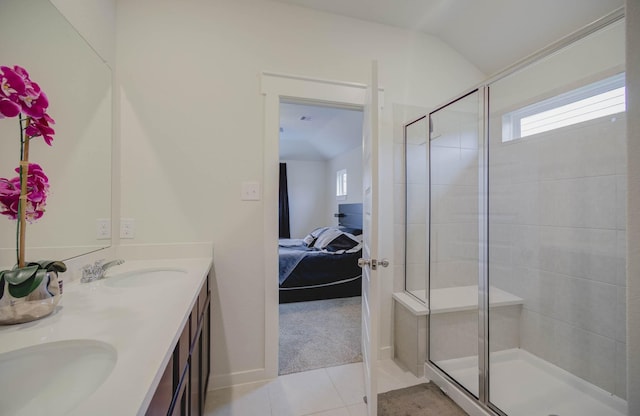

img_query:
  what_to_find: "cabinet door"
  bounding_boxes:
[202,301,211,398]
[145,355,174,416]
[197,283,207,322]
[170,373,188,416]
[190,328,202,416]
[177,317,190,378]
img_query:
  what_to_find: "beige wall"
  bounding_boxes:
[116,0,483,386]
[31,0,640,405]
[280,159,328,239]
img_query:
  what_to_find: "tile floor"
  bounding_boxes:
[205,359,424,416]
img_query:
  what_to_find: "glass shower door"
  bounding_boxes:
[428,89,482,397]
[487,18,627,416]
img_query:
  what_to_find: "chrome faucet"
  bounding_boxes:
[81,259,125,283]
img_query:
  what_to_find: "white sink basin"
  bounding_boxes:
[103,267,187,288]
[0,339,117,416]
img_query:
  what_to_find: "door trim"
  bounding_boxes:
[261,72,369,378]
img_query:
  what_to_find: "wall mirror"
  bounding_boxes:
[0,0,112,265]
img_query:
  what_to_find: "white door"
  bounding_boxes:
[359,60,383,416]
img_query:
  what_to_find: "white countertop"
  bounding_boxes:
[0,257,212,416]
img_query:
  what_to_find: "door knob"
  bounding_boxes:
[358,258,389,270]
[358,258,370,268]
[377,259,390,268]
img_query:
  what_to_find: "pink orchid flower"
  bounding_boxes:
[0,66,25,118]
[0,163,50,222]
[25,114,55,145]
[0,97,20,118]
[0,66,55,142]
[2,66,49,119]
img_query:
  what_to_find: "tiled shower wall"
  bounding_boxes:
[429,108,479,290]
[488,113,628,398]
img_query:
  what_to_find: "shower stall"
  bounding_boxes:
[404,10,627,416]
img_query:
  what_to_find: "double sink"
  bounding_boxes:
[0,260,209,416]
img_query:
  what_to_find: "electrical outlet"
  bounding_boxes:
[96,218,111,240]
[120,218,135,239]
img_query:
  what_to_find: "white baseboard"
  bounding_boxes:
[209,368,273,390]
[210,348,396,391]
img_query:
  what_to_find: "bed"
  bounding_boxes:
[278,203,363,303]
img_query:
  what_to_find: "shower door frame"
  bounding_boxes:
[403,114,429,304]
[424,86,493,416]
[423,7,626,416]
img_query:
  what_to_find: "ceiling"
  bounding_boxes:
[279,102,363,161]
[276,0,623,161]
[269,0,623,75]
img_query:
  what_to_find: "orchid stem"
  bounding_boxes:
[17,115,30,268]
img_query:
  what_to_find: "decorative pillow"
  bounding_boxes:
[302,227,329,247]
[312,228,361,253]
[338,226,362,236]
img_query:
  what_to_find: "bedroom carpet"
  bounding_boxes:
[378,382,469,416]
[279,296,362,375]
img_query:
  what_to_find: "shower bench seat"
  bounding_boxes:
[394,285,523,314]
[393,286,523,377]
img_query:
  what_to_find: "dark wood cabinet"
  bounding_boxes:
[146,355,174,416]
[202,302,211,397]
[170,373,188,416]
[189,331,201,416]
[146,274,211,416]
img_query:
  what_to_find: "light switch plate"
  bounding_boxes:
[241,181,261,201]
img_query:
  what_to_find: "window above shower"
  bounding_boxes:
[502,72,626,142]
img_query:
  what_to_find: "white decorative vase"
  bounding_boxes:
[0,269,63,325]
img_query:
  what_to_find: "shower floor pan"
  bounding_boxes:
[433,348,627,416]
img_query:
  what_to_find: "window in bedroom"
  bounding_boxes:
[502,72,626,142]
[336,169,347,200]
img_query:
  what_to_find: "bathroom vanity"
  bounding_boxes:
[145,262,212,416]
[0,257,212,416]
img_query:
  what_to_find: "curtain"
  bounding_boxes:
[279,163,291,238]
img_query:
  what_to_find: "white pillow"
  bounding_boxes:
[312,228,361,253]
[302,227,329,247]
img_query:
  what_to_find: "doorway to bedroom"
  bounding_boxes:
[277,99,365,375]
